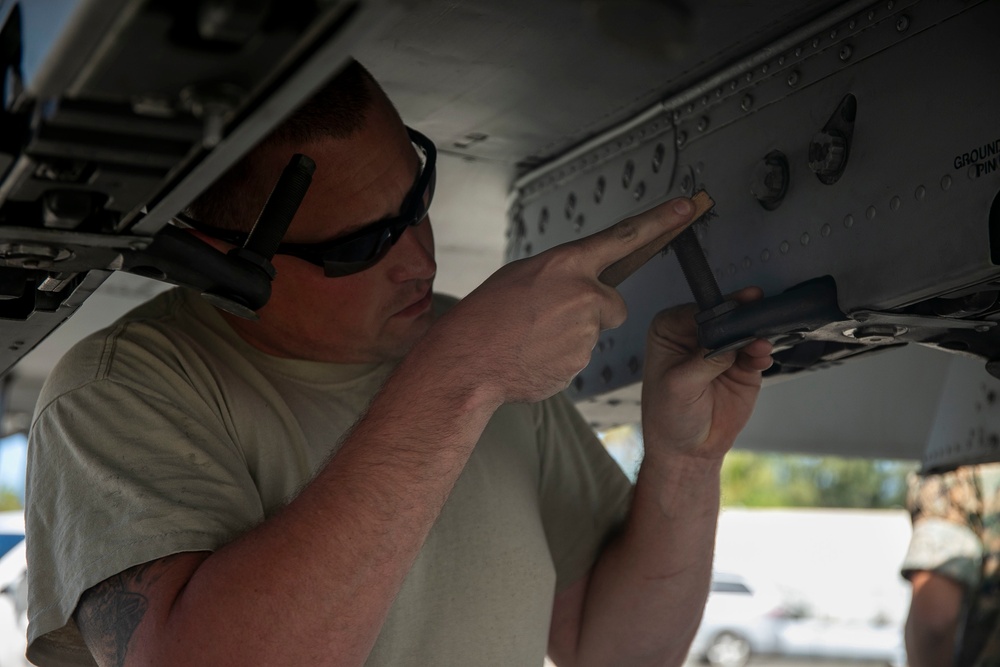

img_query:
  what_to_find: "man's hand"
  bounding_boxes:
[641,287,774,459]
[549,290,772,666]
[427,197,702,405]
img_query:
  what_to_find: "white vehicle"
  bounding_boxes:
[0,527,27,667]
[778,617,906,667]
[687,573,788,667]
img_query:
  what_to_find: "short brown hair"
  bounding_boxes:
[185,59,380,232]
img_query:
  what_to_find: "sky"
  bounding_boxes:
[0,433,26,504]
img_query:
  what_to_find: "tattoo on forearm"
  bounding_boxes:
[75,558,173,667]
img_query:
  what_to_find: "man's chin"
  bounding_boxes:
[385,314,435,360]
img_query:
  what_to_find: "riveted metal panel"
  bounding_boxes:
[509,0,1000,407]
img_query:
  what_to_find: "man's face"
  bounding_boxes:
[228,91,438,364]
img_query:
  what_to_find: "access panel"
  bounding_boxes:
[508,0,1000,418]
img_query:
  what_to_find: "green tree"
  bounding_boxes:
[721,451,916,509]
[0,487,22,511]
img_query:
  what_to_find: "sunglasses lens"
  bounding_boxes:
[335,228,392,263]
[322,228,393,276]
[315,127,436,277]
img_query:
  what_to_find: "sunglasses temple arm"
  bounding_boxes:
[116,154,316,320]
[174,153,315,319]
[234,153,317,273]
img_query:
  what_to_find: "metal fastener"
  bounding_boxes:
[652,144,665,173]
[564,193,576,220]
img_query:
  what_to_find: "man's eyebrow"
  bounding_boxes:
[336,167,423,236]
[306,203,401,243]
[338,213,393,237]
[318,143,426,241]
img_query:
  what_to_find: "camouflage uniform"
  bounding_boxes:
[902,463,1000,666]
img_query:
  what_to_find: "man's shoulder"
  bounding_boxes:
[36,288,214,405]
[909,466,988,521]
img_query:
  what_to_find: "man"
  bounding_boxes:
[24,60,772,666]
[903,464,1000,666]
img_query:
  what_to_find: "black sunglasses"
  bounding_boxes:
[179,126,437,277]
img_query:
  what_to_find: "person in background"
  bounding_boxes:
[902,463,1000,666]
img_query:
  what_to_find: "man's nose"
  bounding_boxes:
[386,219,436,282]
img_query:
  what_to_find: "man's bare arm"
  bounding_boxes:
[76,554,207,667]
[69,196,702,667]
[905,570,963,667]
[549,291,774,667]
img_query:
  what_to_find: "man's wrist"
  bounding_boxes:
[390,331,506,423]
[634,450,724,518]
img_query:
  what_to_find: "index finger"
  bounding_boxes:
[596,191,715,287]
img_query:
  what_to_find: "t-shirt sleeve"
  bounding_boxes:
[533,392,633,592]
[900,468,983,588]
[25,347,265,664]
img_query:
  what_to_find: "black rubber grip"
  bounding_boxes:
[244,154,316,259]
[698,277,845,351]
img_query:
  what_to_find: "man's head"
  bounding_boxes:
[187,60,438,364]
[185,60,375,234]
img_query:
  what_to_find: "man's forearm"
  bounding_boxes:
[570,451,722,666]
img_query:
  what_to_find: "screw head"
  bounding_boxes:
[652,144,665,173]
[750,152,789,210]
[622,161,634,188]
[849,324,907,344]
[808,130,848,182]
[564,193,576,220]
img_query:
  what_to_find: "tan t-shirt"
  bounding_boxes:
[25,288,632,666]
